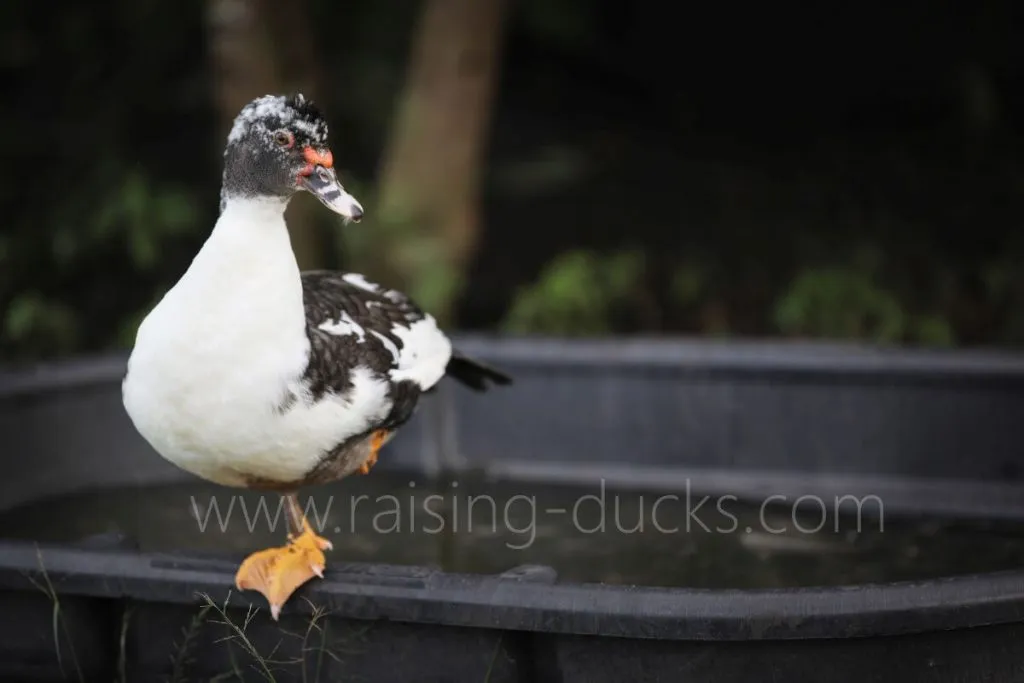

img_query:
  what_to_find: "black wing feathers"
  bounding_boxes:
[445,351,512,391]
[300,271,421,401]
[300,271,511,400]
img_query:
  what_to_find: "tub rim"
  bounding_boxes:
[0,539,1022,641]
[4,341,1024,642]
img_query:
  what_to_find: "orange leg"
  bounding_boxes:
[234,493,332,620]
[358,429,389,475]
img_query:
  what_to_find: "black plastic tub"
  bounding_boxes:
[1,337,1024,682]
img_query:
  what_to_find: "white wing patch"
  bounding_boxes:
[318,364,392,444]
[318,311,366,341]
[341,273,379,293]
[327,271,452,389]
[384,315,452,389]
[370,330,400,363]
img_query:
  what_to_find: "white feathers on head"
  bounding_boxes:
[226,94,329,148]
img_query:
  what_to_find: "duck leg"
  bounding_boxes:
[234,492,332,620]
[358,429,389,475]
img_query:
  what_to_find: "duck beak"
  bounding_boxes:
[299,166,363,222]
[297,148,363,221]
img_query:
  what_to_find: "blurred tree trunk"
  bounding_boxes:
[206,0,328,270]
[367,0,508,324]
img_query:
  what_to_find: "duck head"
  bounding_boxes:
[220,93,363,222]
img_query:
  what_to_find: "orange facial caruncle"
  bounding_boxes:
[298,147,334,182]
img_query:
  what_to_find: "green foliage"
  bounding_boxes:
[669,261,708,307]
[5,0,1024,357]
[502,249,645,335]
[978,254,1024,345]
[2,0,211,361]
[1,162,202,359]
[774,267,954,346]
[914,314,956,347]
[3,293,80,356]
[81,169,199,274]
[667,259,732,336]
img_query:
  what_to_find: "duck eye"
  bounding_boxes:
[273,130,294,148]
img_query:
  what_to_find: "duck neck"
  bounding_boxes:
[175,194,304,316]
[207,195,294,266]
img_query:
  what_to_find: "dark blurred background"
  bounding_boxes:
[4,0,1024,361]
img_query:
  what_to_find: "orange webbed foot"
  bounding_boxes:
[234,519,332,620]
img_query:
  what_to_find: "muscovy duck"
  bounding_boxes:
[122,93,510,619]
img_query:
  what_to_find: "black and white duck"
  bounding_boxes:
[121,93,510,619]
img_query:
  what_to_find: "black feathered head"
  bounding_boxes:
[219,93,362,221]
